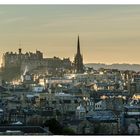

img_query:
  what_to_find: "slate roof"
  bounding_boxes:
[124,105,140,109]
[0,125,50,135]
[94,90,128,96]
[86,110,117,122]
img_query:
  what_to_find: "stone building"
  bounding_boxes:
[2,48,43,69]
[1,48,73,80]
[74,36,84,74]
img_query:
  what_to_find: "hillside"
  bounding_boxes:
[85,63,140,72]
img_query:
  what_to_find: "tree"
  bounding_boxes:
[62,127,75,135]
[43,118,63,135]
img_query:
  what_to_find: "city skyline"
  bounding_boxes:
[1,5,140,64]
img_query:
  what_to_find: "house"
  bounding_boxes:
[94,100,104,110]
[64,119,94,134]
[86,110,118,134]
[94,97,124,111]
[93,83,108,91]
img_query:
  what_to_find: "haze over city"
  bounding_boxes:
[0,5,140,64]
[1,4,140,135]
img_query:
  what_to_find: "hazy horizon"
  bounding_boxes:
[1,5,140,65]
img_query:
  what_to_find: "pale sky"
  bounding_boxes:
[0,5,140,64]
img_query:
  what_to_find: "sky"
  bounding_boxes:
[0,5,140,65]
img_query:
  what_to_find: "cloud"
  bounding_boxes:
[1,17,26,24]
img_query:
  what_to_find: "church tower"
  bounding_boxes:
[74,36,84,73]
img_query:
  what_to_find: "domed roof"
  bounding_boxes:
[76,104,86,113]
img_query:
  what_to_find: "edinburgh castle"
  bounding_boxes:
[1,48,73,81]
[0,36,84,81]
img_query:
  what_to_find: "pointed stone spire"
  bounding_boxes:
[74,35,84,73]
[77,35,80,54]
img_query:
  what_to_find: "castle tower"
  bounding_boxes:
[74,36,84,73]
[19,48,22,54]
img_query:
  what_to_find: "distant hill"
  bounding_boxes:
[85,63,140,72]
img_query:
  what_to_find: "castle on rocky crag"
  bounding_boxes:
[1,36,84,81]
[2,48,43,68]
[1,48,73,75]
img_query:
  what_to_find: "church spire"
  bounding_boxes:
[74,35,84,73]
[77,35,80,54]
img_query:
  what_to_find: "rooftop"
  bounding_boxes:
[0,125,50,135]
[86,110,117,122]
